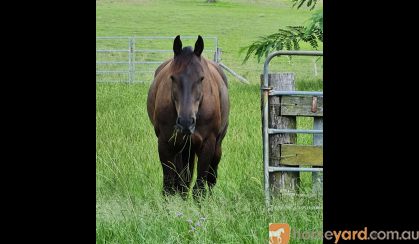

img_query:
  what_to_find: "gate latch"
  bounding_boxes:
[311,96,318,113]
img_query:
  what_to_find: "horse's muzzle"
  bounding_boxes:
[176,116,196,134]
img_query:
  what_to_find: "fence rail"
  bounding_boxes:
[96,36,250,84]
[96,36,218,83]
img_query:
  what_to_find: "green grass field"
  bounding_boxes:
[97,0,323,243]
[96,0,323,84]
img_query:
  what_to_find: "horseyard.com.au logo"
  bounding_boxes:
[269,223,290,244]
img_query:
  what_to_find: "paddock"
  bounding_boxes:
[96,4,324,239]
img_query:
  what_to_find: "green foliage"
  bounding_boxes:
[243,0,323,63]
[242,24,322,63]
[292,0,319,10]
[306,9,323,35]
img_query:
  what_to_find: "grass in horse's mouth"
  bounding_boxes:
[179,134,190,153]
[169,128,192,156]
[168,127,180,145]
[167,129,194,182]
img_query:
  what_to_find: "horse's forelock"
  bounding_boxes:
[171,47,202,74]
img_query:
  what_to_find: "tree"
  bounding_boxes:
[242,0,323,63]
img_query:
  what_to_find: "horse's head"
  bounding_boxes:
[170,35,205,135]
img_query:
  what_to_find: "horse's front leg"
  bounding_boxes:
[158,139,177,196]
[193,135,216,198]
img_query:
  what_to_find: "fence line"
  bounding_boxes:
[96,36,249,84]
[96,36,218,83]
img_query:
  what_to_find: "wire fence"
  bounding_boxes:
[220,54,323,85]
[96,36,218,83]
[96,36,322,85]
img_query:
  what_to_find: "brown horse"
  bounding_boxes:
[147,35,229,197]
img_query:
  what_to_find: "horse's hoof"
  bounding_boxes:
[192,187,206,201]
[162,188,176,197]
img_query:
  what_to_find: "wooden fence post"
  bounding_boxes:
[265,73,300,195]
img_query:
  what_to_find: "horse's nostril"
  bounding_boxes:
[176,116,195,132]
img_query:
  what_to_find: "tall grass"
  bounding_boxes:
[96,80,322,243]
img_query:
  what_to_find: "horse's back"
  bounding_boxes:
[147,59,173,127]
[208,60,228,88]
[154,59,172,78]
[205,59,229,138]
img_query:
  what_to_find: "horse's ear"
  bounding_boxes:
[194,35,204,57]
[173,35,182,56]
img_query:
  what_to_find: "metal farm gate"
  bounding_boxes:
[96,36,248,84]
[261,51,323,205]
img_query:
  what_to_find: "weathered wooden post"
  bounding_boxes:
[262,73,300,195]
